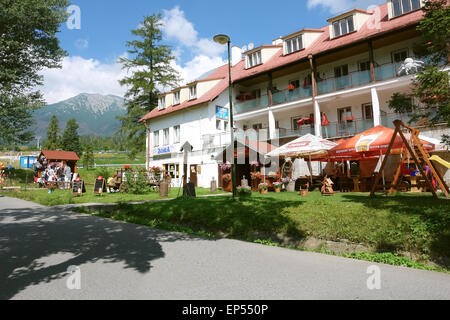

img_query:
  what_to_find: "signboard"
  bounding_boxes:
[72,180,86,195]
[155,146,172,155]
[20,156,37,169]
[94,179,107,194]
[216,106,229,120]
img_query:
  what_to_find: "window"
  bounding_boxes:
[153,131,160,147]
[216,120,222,130]
[247,50,262,68]
[158,96,165,110]
[252,123,263,130]
[392,0,421,18]
[334,64,349,78]
[216,120,228,131]
[223,121,229,131]
[173,91,180,105]
[164,164,180,179]
[163,128,169,146]
[362,103,373,120]
[285,35,303,54]
[338,107,353,123]
[189,85,197,100]
[358,60,371,72]
[392,48,408,63]
[332,15,354,37]
[173,125,180,143]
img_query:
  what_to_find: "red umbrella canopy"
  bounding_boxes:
[328,125,434,160]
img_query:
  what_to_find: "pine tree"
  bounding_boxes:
[82,142,95,170]
[43,115,61,150]
[61,119,82,156]
[118,14,180,156]
[0,0,69,145]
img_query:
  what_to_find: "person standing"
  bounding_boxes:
[64,163,72,190]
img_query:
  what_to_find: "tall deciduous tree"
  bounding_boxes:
[43,115,61,150]
[61,118,82,156]
[118,14,180,155]
[0,0,69,146]
[389,0,450,127]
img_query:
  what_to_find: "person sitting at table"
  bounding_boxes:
[107,175,120,193]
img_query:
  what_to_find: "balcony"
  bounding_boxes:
[234,95,269,114]
[317,70,371,95]
[272,86,313,105]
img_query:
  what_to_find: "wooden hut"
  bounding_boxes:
[37,150,80,177]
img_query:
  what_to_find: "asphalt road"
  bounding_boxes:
[0,196,449,300]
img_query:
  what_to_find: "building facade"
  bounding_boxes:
[141,1,449,188]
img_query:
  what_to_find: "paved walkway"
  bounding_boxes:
[1,196,449,300]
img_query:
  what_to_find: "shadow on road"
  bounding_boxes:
[0,205,207,299]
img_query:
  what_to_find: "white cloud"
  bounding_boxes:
[161,6,226,86]
[307,0,385,14]
[161,6,226,59]
[162,6,198,47]
[173,55,225,84]
[40,56,127,104]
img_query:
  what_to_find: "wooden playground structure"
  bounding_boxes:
[371,120,450,199]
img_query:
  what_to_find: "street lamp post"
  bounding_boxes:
[213,34,237,199]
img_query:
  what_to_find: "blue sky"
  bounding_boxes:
[41,0,385,103]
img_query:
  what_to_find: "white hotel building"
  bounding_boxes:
[140,1,449,188]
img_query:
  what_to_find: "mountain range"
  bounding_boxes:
[33,93,127,139]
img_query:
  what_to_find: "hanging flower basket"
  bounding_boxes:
[287,84,295,91]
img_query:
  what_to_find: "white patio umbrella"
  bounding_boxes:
[266,134,338,183]
[266,134,338,158]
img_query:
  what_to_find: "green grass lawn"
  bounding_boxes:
[76,191,450,271]
[2,186,226,206]
[80,152,146,166]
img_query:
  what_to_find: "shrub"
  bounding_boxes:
[122,170,152,194]
[237,186,252,197]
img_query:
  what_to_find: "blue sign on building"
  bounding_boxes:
[20,156,38,169]
[216,106,229,120]
[156,146,172,155]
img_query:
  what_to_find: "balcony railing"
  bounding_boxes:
[272,86,313,106]
[234,56,446,116]
[234,95,269,114]
[317,70,372,95]
[275,113,417,140]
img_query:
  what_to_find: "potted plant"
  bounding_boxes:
[221,162,232,173]
[273,182,282,193]
[237,186,252,198]
[287,84,295,91]
[222,173,232,192]
[282,177,295,192]
[258,182,268,194]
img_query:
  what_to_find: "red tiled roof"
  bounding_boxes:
[232,3,424,82]
[141,3,424,122]
[139,63,230,122]
[40,150,80,161]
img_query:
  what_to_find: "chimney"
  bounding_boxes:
[231,46,242,67]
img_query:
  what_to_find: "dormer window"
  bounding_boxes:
[392,0,421,18]
[173,91,180,105]
[189,85,197,100]
[285,35,303,54]
[158,96,166,110]
[246,50,262,68]
[332,16,354,38]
